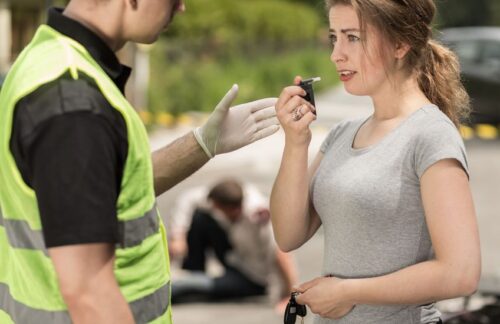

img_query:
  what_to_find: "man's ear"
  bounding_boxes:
[395,42,411,59]
[127,0,138,10]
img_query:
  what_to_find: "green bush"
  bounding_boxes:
[166,0,324,53]
[149,44,339,116]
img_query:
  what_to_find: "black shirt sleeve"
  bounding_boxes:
[10,75,128,248]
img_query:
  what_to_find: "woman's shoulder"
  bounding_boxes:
[409,105,469,178]
[410,105,462,140]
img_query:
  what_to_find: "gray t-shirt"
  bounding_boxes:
[311,105,468,324]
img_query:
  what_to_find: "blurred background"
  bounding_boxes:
[0,0,499,323]
[1,0,499,123]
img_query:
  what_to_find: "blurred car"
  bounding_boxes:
[439,27,500,125]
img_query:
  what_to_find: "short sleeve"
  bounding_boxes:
[414,120,469,179]
[31,112,124,247]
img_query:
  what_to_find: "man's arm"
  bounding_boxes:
[153,131,209,196]
[152,86,278,196]
[49,244,134,324]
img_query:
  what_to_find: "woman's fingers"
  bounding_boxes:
[294,277,322,294]
[283,96,305,116]
[276,86,306,112]
[296,111,317,126]
[290,103,316,122]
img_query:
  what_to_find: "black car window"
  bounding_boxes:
[481,41,500,69]
[449,40,481,63]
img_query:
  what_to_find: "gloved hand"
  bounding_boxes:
[193,84,279,159]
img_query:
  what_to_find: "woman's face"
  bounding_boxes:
[328,5,393,97]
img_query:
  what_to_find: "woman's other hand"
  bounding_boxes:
[295,276,355,320]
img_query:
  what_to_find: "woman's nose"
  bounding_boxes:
[330,41,347,64]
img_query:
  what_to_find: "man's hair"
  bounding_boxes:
[207,179,243,208]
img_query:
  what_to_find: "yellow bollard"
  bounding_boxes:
[459,125,474,140]
[177,114,193,126]
[475,124,498,140]
[138,110,152,125]
[156,112,175,127]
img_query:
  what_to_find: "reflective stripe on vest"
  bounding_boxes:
[0,205,158,251]
[118,206,159,248]
[0,214,47,254]
[0,281,170,324]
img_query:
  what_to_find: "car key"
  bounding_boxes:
[284,292,307,324]
[284,295,297,324]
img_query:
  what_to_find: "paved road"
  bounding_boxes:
[150,86,500,324]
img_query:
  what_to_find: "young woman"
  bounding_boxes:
[270,0,481,323]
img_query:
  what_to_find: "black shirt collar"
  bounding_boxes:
[47,8,131,93]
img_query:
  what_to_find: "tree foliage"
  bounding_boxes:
[165,0,325,53]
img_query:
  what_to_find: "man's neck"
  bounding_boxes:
[63,1,126,52]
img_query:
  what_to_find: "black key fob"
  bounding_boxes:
[284,293,298,324]
[284,292,307,324]
[297,303,307,317]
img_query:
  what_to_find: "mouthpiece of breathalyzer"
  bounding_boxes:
[299,77,321,114]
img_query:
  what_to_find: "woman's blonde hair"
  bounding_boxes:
[326,0,470,126]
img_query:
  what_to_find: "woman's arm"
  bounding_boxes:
[296,159,481,318]
[347,158,480,303]
[270,84,322,252]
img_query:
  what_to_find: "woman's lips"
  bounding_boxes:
[339,70,356,82]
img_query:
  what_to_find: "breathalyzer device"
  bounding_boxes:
[299,77,321,114]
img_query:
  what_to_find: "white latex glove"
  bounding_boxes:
[193,84,279,158]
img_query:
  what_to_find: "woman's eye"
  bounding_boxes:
[348,34,360,42]
[329,34,337,46]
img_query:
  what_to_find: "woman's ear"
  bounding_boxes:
[395,42,411,59]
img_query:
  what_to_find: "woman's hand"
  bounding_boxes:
[275,76,317,146]
[295,276,355,320]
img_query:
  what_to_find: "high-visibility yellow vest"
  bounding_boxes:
[0,25,172,324]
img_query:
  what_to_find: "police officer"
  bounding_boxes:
[0,0,279,323]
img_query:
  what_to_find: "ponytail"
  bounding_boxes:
[417,40,470,127]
